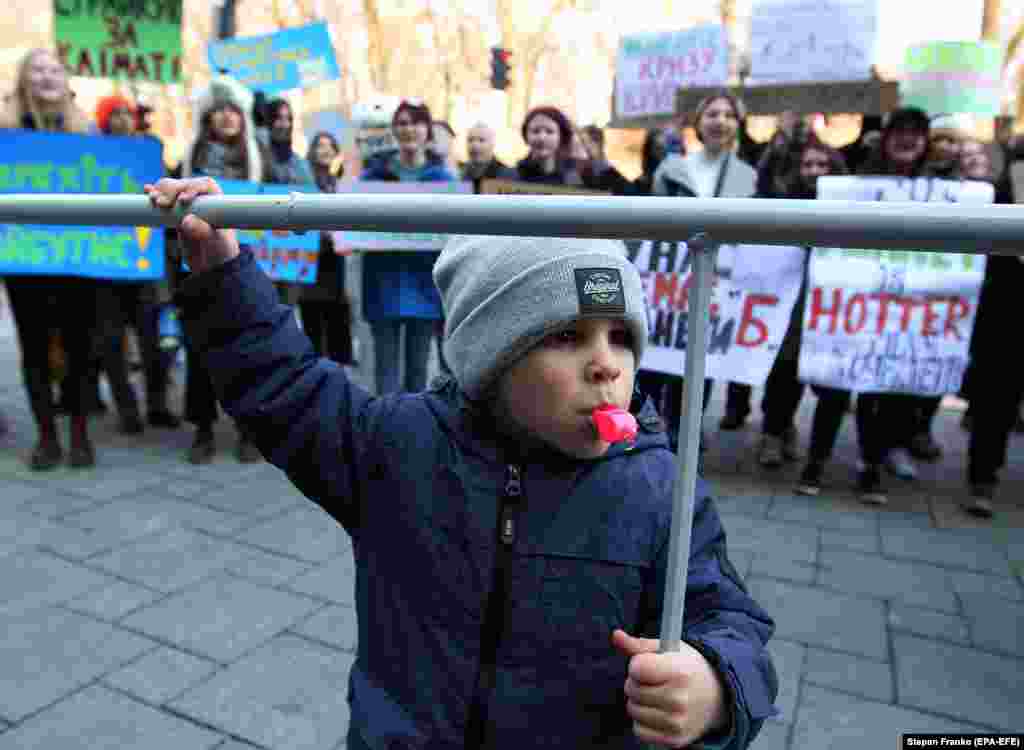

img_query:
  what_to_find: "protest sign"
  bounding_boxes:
[0,130,164,280]
[901,41,1004,116]
[53,0,182,84]
[749,0,877,84]
[799,176,993,396]
[625,240,806,384]
[479,179,609,196]
[332,181,474,251]
[614,25,728,120]
[207,21,340,94]
[219,180,321,283]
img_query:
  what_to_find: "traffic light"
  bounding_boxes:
[214,0,237,39]
[490,47,512,90]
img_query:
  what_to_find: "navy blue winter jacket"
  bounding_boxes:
[176,250,779,750]
[358,149,457,322]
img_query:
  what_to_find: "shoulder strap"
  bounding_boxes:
[712,153,732,198]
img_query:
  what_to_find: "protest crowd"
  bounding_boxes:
[1,45,1023,522]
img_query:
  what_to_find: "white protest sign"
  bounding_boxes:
[799,176,992,396]
[626,240,806,384]
[749,0,878,84]
[615,25,729,120]
[332,181,473,252]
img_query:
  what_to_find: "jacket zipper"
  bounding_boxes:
[464,464,522,749]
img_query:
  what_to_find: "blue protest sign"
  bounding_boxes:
[0,130,165,280]
[219,180,321,284]
[207,21,341,95]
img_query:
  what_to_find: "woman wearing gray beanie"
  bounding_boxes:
[151,175,779,750]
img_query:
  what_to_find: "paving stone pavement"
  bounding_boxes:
[0,292,1022,748]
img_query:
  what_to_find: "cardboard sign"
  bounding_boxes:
[901,41,1004,116]
[479,179,609,196]
[218,180,321,283]
[749,0,878,84]
[799,176,993,395]
[207,21,341,94]
[614,25,729,119]
[626,240,806,384]
[0,130,165,280]
[332,181,473,251]
[53,0,182,84]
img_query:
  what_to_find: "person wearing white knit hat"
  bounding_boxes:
[927,113,974,178]
[179,73,268,465]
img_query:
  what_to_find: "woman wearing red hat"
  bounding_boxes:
[90,94,180,438]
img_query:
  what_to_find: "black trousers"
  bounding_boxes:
[5,276,98,424]
[299,299,354,364]
[799,388,889,467]
[91,281,170,416]
[872,393,931,450]
[183,331,220,427]
[968,352,1024,485]
[761,284,808,437]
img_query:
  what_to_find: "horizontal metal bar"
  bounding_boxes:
[0,193,1022,253]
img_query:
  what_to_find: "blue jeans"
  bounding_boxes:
[370,318,435,395]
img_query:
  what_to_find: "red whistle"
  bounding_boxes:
[592,405,638,444]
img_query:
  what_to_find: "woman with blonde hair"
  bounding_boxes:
[0,48,98,470]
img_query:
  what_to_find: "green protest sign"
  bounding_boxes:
[53,0,183,84]
[901,41,1003,115]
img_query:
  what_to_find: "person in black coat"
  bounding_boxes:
[458,122,517,191]
[578,124,631,194]
[957,139,1021,519]
[515,106,585,186]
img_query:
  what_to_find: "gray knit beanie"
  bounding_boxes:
[433,235,648,401]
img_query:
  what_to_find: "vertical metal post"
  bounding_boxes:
[657,233,718,653]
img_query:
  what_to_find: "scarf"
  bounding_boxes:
[196,140,249,181]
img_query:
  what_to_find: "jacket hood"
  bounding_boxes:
[182,74,262,181]
[422,375,670,469]
[655,151,757,198]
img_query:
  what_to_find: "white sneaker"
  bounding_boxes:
[885,448,917,481]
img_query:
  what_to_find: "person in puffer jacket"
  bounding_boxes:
[147,176,779,750]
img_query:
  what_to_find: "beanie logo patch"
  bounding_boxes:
[575,268,625,315]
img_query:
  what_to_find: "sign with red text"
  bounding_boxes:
[615,25,728,120]
[626,240,806,383]
[799,176,992,395]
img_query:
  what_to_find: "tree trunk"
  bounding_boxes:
[981,0,1001,39]
[496,0,577,130]
[363,0,387,91]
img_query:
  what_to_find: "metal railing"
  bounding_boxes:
[1,191,1023,660]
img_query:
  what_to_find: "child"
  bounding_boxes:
[146,176,779,750]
